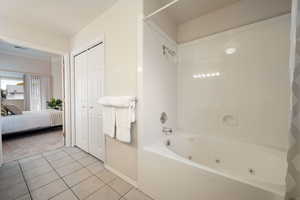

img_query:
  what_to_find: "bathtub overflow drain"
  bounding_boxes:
[249,168,255,175]
[188,156,192,160]
[215,159,220,164]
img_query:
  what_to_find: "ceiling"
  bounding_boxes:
[0,40,59,61]
[160,0,240,24]
[0,0,117,37]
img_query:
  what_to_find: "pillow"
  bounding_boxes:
[1,104,8,116]
[5,104,22,115]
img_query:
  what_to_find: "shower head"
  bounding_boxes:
[163,45,176,57]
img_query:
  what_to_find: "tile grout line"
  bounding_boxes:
[11,147,135,200]
[42,151,81,200]
[79,163,135,200]
[63,147,137,200]
[3,143,65,164]
[7,151,44,164]
[28,149,103,199]
[44,148,111,200]
[106,183,131,200]
[60,148,108,199]
[17,160,34,200]
[60,147,128,200]
[2,147,99,200]
[0,165,27,191]
[27,154,85,189]
[9,146,64,166]
[75,180,107,200]
[80,169,119,200]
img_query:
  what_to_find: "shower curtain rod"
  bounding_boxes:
[144,0,179,21]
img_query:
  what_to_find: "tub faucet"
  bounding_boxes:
[162,127,173,135]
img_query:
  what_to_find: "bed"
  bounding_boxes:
[1,109,63,135]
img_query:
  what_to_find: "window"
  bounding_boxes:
[1,78,24,100]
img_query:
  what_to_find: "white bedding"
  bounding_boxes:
[1,109,63,135]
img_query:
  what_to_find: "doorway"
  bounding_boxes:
[0,40,66,162]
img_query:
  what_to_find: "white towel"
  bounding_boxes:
[116,108,131,143]
[98,96,136,108]
[115,101,136,143]
[98,96,136,143]
[102,107,116,138]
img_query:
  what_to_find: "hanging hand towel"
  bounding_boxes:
[116,107,131,143]
[102,107,116,138]
[98,96,136,142]
[115,100,136,143]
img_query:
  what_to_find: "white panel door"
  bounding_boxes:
[74,52,89,152]
[87,44,104,160]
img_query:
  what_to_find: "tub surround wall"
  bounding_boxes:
[178,15,290,151]
[71,0,142,181]
[139,14,290,200]
[141,21,178,147]
[139,20,178,199]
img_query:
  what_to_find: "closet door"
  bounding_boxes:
[74,52,89,152]
[87,44,104,160]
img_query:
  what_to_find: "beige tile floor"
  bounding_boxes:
[3,128,64,162]
[0,146,154,200]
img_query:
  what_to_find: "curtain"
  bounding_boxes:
[287,0,300,199]
[24,74,51,111]
[40,76,51,110]
[24,74,31,111]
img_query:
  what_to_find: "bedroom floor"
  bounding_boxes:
[3,127,64,162]
[0,146,153,200]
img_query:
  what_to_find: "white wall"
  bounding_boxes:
[51,57,62,99]
[71,0,142,181]
[141,22,177,146]
[178,15,290,150]
[0,52,51,75]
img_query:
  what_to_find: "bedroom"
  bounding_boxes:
[0,40,64,162]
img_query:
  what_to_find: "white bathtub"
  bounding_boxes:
[139,133,287,200]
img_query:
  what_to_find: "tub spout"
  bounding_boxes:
[162,127,173,135]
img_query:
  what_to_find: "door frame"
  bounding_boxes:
[70,35,105,159]
[0,37,71,166]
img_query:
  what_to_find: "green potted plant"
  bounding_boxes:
[47,98,63,110]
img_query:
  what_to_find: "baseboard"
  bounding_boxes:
[104,164,138,187]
